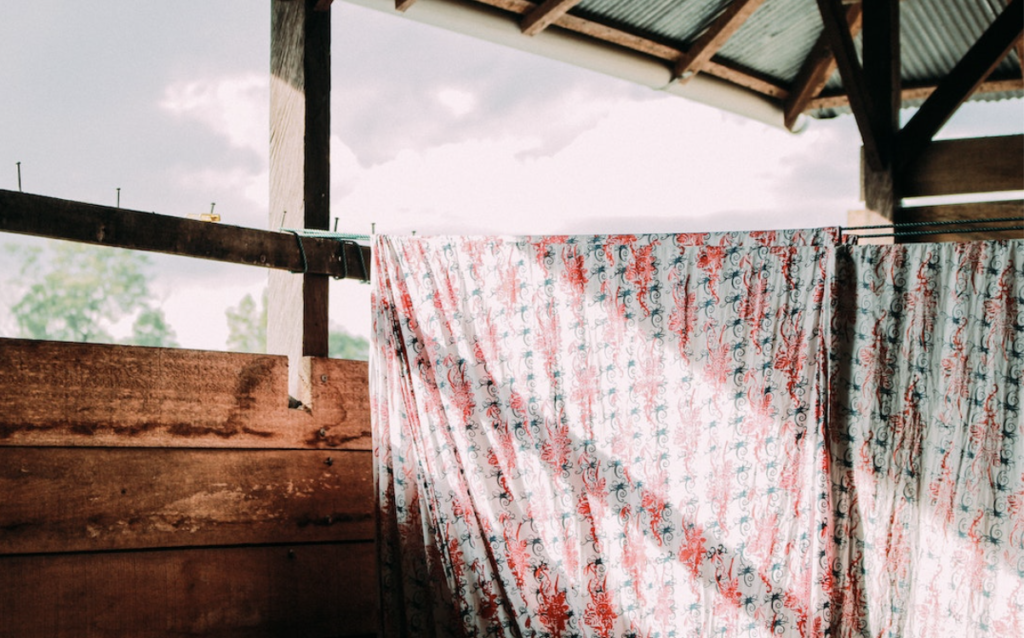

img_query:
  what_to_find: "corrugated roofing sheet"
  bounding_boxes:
[570,0,1021,111]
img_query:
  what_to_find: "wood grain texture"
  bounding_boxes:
[270,0,333,395]
[0,542,377,637]
[0,190,371,279]
[0,448,373,555]
[0,339,370,449]
[902,134,1024,198]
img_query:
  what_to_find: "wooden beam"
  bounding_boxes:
[895,200,1024,242]
[395,0,417,12]
[1018,35,1024,80]
[807,77,1024,110]
[902,134,1024,198]
[860,0,901,218]
[815,0,885,171]
[270,0,332,395]
[898,0,1023,170]
[0,448,372,555]
[521,0,582,35]
[0,339,371,449]
[784,3,863,130]
[674,0,768,82]
[0,190,370,280]
[0,543,377,638]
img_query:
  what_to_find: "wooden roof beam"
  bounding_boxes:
[521,0,582,35]
[806,77,1024,110]
[395,0,417,13]
[898,0,1023,171]
[815,0,886,171]
[784,4,863,130]
[673,0,768,83]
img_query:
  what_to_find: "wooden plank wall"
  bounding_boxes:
[0,338,377,638]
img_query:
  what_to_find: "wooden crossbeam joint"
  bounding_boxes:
[815,0,886,171]
[898,0,1024,171]
[674,0,767,82]
[521,0,583,35]
[784,3,863,130]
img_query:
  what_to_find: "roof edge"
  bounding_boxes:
[343,0,803,132]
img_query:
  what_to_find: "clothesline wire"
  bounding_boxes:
[843,215,1023,231]
[851,225,1024,238]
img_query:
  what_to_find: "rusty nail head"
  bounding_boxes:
[318,428,327,438]
[325,457,333,466]
[321,374,328,383]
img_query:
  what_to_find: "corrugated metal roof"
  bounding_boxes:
[573,0,1021,114]
[717,0,822,82]
[388,0,1021,125]
[574,0,731,48]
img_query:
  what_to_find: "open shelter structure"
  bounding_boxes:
[0,0,1021,635]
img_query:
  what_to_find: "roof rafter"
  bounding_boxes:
[784,4,862,130]
[899,0,1024,170]
[521,0,582,35]
[815,0,885,170]
[673,0,768,82]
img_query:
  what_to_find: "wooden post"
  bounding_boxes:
[860,0,900,220]
[269,0,331,400]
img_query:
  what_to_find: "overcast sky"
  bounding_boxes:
[1,1,1021,349]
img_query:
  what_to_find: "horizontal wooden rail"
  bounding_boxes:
[0,447,373,555]
[0,542,377,637]
[0,339,371,449]
[0,189,371,280]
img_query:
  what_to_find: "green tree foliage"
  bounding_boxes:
[9,241,178,347]
[329,326,369,361]
[225,288,368,360]
[225,291,267,354]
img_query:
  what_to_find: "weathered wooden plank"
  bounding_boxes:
[0,189,371,280]
[898,0,1023,170]
[0,448,372,555]
[270,0,333,397]
[0,339,371,449]
[902,134,1024,198]
[896,200,1024,243]
[0,542,377,638]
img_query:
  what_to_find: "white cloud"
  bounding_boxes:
[334,97,858,236]
[436,88,477,117]
[160,73,269,159]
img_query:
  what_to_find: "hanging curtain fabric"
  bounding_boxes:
[372,231,1023,637]
[828,241,1024,637]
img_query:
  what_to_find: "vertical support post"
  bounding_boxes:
[860,0,901,220]
[269,0,331,399]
